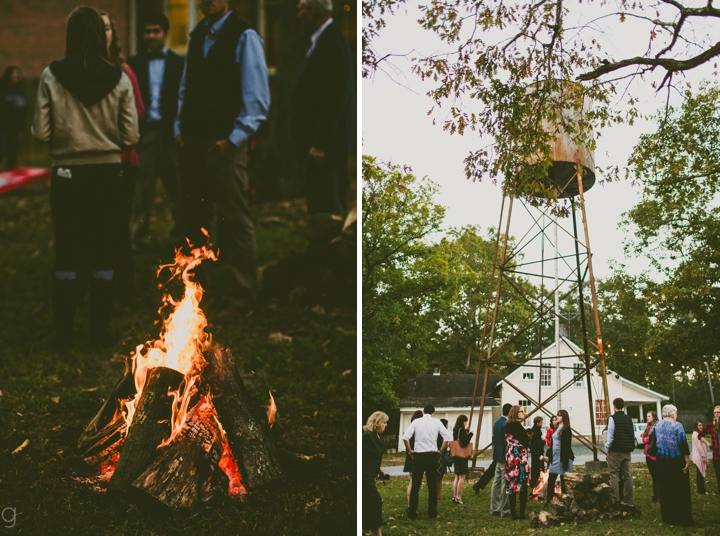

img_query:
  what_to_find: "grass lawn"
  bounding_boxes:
[370,464,720,535]
[0,177,356,535]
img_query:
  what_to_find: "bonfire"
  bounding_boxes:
[76,234,282,509]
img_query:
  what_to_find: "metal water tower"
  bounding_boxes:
[466,89,612,464]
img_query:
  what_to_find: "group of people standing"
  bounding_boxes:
[363,399,720,533]
[25,0,351,350]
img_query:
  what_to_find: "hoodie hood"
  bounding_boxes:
[49,54,123,107]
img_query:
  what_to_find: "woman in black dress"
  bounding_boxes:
[451,414,473,504]
[403,410,423,506]
[362,411,389,536]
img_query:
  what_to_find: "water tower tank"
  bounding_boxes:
[533,84,596,198]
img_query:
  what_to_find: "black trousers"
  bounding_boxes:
[50,164,124,274]
[531,452,544,487]
[475,459,496,489]
[714,459,720,495]
[409,452,439,518]
[303,146,348,217]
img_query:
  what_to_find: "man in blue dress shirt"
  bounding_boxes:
[127,13,185,249]
[175,0,270,308]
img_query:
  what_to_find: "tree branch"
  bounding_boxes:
[577,40,720,80]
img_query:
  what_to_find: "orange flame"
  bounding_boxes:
[267,390,277,428]
[122,231,217,440]
[532,470,562,500]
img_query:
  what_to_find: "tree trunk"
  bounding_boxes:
[109,366,185,492]
[202,347,283,489]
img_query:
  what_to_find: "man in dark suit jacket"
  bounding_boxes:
[292,0,353,217]
[127,12,185,248]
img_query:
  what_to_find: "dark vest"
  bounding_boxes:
[609,411,635,453]
[179,11,250,144]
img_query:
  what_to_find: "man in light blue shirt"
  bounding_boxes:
[174,0,270,308]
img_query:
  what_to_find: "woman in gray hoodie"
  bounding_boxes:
[32,6,139,350]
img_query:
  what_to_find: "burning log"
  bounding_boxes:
[81,419,127,465]
[202,347,283,489]
[78,369,135,452]
[132,397,222,510]
[109,367,185,492]
[529,471,641,528]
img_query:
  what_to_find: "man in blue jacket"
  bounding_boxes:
[490,403,513,517]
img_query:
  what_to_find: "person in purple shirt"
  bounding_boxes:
[174,0,269,309]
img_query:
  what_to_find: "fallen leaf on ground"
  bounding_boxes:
[304,498,321,513]
[311,305,325,315]
[341,369,352,376]
[12,439,29,455]
[51,397,60,404]
[268,332,292,344]
[81,387,98,392]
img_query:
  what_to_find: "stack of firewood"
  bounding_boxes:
[528,472,642,528]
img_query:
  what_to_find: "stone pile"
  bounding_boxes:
[528,472,642,528]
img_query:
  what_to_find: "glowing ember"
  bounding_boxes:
[267,390,277,428]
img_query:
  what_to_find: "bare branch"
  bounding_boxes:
[577,40,720,80]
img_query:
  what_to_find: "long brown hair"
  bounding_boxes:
[66,6,111,67]
[556,409,571,437]
[99,11,124,65]
[453,414,469,434]
[410,410,423,423]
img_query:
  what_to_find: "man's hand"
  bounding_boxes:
[210,139,238,159]
[308,146,325,163]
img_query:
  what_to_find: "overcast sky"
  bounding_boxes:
[362,3,718,282]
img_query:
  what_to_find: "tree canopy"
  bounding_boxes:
[363,0,720,203]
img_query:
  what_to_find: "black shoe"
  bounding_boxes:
[490,512,500,517]
[405,507,416,521]
[473,482,481,494]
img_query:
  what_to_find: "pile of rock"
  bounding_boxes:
[528,472,642,528]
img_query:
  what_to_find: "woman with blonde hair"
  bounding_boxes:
[363,411,389,536]
[698,404,720,495]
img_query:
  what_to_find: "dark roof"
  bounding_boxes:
[399,374,501,408]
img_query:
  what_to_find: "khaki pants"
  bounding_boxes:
[607,450,634,505]
[490,460,510,516]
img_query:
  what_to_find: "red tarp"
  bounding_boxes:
[0,167,51,195]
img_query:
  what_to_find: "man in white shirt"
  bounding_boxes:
[403,404,453,520]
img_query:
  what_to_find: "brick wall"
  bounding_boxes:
[0,1,131,78]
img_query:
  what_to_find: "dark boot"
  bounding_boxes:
[544,473,558,506]
[52,277,78,350]
[89,276,115,347]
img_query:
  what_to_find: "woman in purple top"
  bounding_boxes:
[649,404,693,527]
